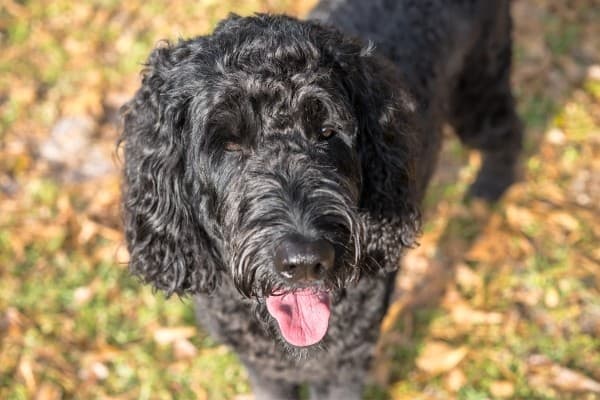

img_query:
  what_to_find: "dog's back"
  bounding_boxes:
[311,0,520,199]
[310,0,509,87]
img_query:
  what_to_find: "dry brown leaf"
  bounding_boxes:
[444,368,466,393]
[490,380,515,398]
[513,236,536,258]
[535,182,567,203]
[232,395,254,400]
[505,204,536,232]
[527,354,600,393]
[79,361,109,381]
[455,263,482,293]
[92,362,109,381]
[416,341,468,375]
[546,128,567,145]
[544,288,560,308]
[1,307,23,337]
[77,217,101,245]
[17,356,36,392]
[588,64,600,80]
[174,338,198,360]
[549,211,580,232]
[35,382,62,400]
[380,298,408,334]
[73,286,94,306]
[451,304,503,325]
[153,326,197,345]
[550,365,600,393]
[513,286,543,306]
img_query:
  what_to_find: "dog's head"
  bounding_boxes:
[121,14,420,347]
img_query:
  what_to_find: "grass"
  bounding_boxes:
[1,1,599,399]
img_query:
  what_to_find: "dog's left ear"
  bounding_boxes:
[340,48,422,269]
[120,40,222,296]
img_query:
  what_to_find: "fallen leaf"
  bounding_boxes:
[380,298,408,334]
[455,263,482,293]
[35,382,62,400]
[505,205,536,232]
[174,338,198,360]
[546,127,567,145]
[79,361,109,381]
[91,362,109,380]
[527,354,600,393]
[549,212,580,233]
[444,368,466,393]
[416,341,468,375]
[490,380,515,398]
[18,356,36,392]
[513,286,543,306]
[551,365,600,393]
[73,286,94,306]
[153,326,197,345]
[1,307,23,337]
[451,304,503,325]
[588,64,600,80]
[544,288,560,308]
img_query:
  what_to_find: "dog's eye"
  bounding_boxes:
[224,142,243,152]
[318,127,337,141]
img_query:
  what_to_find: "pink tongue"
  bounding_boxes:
[266,289,331,347]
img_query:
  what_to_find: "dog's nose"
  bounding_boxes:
[274,234,335,282]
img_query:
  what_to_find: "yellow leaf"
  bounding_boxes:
[455,263,482,293]
[174,338,198,360]
[153,326,197,345]
[549,212,580,232]
[444,368,466,393]
[451,304,503,325]
[416,341,468,375]
[551,365,600,393]
[505,205,535,231]
[35,382,62,400]
[490,380,515,398]
[544,288,560,308]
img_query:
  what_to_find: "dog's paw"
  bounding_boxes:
[466,169,516,202]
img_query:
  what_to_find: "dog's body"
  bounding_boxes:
[121,1,522,398]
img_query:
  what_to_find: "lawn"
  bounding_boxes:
[1,1,599,399]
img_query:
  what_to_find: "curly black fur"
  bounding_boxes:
[120,1,522,398]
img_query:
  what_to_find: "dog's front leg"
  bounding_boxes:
[245,365,300,400]
[308,380,364,400]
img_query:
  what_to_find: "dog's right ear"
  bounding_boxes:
[120,41,222,296]
[326,38,423,270]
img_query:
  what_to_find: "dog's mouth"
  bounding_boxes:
[265,288,331,347]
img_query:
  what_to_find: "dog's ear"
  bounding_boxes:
[339,47,422,269]
[120,41,221,296]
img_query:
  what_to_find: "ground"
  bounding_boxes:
[0,1,599,399]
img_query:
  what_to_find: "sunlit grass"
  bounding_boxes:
[1,1,598,399]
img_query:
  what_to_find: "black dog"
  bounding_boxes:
[120,1,522,398]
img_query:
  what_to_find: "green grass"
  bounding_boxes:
[1,1,599,399]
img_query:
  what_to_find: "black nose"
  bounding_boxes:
[274,234,335,282]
